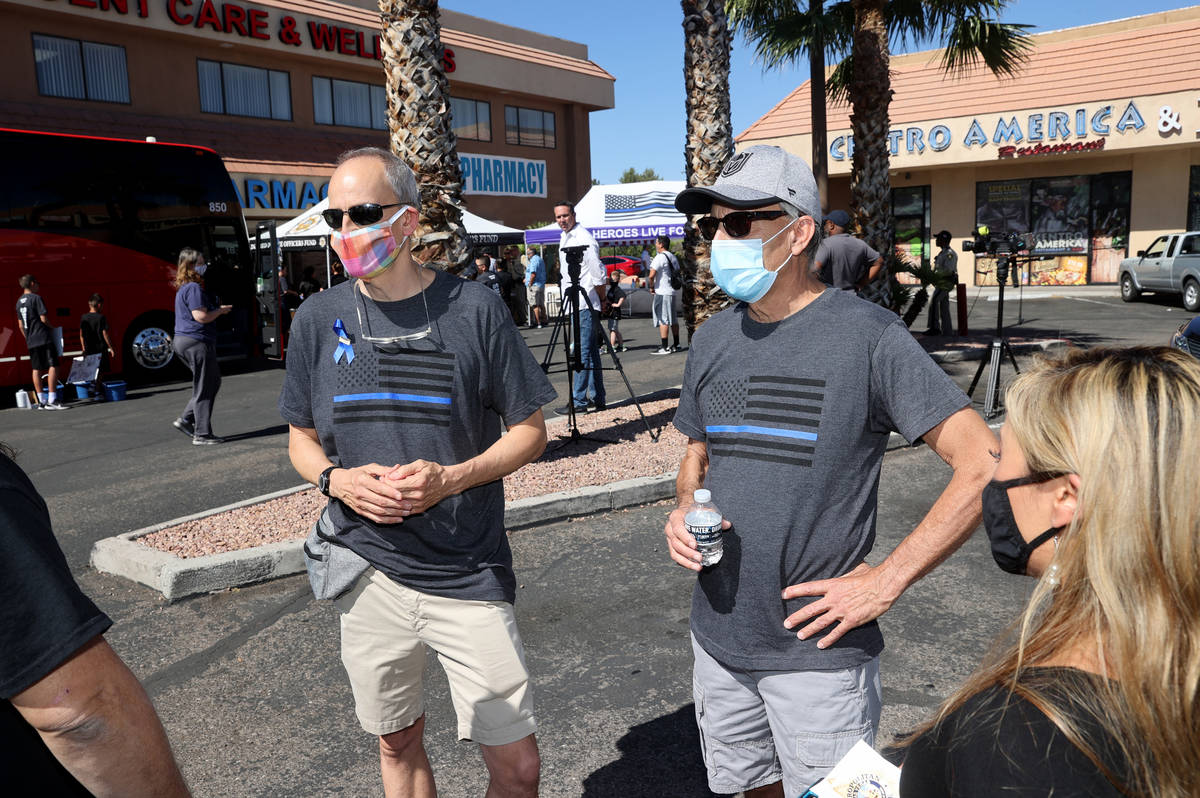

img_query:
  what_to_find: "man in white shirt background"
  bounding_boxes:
[554,201,607,413]
[646,235,681,355]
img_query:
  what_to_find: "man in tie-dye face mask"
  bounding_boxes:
[280,148,555,798]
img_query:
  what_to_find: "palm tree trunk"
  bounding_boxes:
[379,0,471,269]
[681,0,733,333]
[809,0,828,209]
[848,0,892,264]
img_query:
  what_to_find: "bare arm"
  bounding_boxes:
[190,305,232,324]
[101,328,115,353]
[858,257,884,289]
[663,438,730,572]
[782,407,997,647]
[12,636,190,798]
[385,410,548,514]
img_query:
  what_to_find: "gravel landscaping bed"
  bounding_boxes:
[137,397,684,558]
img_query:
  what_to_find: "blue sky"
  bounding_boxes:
[442,1,1193,186]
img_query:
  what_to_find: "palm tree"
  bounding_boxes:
[379,0,471,268]
[682,0,735,332]
[727,0,1031,291]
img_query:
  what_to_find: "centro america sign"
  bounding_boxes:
[829,99,1150,161]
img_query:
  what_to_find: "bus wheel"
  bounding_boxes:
[124,314,175,380]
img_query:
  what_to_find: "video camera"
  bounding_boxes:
[962,225,1027,257]
[561,245,588,275]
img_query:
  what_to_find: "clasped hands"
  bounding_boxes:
[330,460,455,524]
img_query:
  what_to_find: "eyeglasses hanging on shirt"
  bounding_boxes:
[354,279,433,354]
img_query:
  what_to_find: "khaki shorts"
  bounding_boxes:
[335,567,536,745]
[528,284,545,305]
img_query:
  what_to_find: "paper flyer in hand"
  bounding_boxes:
[801,739,900,798]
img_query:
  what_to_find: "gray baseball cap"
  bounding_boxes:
[675,145,821,218]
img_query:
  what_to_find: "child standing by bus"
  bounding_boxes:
[15,275,63,410]
[80,294,115,397]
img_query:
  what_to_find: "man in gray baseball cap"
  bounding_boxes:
[664,145,996,797]
[815,209,884,292]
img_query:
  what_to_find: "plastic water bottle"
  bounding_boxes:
[684,489,724,567]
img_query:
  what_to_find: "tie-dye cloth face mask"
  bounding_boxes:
[330,206,412,280]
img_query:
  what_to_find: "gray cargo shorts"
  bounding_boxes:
[691,634,882,796]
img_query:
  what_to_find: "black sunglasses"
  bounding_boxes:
[322,203,405,229]
[697,210,788,240]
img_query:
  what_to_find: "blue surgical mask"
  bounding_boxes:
[709,219,797,304]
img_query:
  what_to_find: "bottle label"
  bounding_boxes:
[687,521,721,548]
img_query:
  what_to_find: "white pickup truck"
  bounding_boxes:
[1119,232,1200,311]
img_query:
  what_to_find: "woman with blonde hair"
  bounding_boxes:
[171,247,232,445]
[900,347,1200,798]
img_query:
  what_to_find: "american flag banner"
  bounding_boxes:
[704,375,825,467]
[604,190,678,222]
[333,347,455,428]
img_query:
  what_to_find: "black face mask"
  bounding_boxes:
[982,474,1063,575]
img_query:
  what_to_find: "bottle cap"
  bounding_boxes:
[694,489,711,503]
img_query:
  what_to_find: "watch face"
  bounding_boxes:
[319,469,331,495]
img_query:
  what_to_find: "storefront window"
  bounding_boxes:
[974,172,1130,285]
[312,77,386,130]
[504,105,556,148]
[450,98,491,141]
[1188,166,1200,232]
[891,186,930,285]
[199,59,290,121]
[33,34,129,104]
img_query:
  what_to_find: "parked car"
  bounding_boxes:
[1171,316,1200,358]
[1118,231,1200,311]
[600,255,642,279]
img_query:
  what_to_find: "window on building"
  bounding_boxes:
[32,34,129,103]
[1188,166,1200,232]
[450,97,491,141]
[891,185,931,280]
[313,77,387,130]
[505,105,555,148]
[199,59,291,121]
[973,172,1131,286]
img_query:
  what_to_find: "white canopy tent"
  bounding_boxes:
[524,180,687,246]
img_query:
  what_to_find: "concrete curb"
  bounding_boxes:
[91,473,679,602]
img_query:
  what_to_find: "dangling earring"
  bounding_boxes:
[1045,536,1061,588]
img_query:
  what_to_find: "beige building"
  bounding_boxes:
[738,7,1200,285]
[0,0,614,228]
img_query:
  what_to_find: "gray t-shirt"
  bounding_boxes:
[674,289,968,671]
[816,233,881,290]
[278,270,556,603]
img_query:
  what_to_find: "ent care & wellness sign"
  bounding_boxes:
[30,0,457,68]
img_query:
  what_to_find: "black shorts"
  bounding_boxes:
[28,343,58,371]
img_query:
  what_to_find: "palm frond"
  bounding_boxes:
[939,17,1033,77]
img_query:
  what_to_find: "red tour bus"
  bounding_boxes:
[0,128,257,386]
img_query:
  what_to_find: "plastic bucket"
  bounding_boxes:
[72,383,93,400]
[103,381,127,402]
[15,390,31,409]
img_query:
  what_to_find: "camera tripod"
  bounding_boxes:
[967,254,1033,419]
[541,248,657,447]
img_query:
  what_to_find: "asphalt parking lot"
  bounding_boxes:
[5,286,1192,796]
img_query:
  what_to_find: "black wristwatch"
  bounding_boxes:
[317,466,339,497]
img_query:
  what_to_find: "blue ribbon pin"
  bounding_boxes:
[333,319,354,364]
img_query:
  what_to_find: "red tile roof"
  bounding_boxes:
[738,7,1200,141]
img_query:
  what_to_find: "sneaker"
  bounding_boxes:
[651,347,672,355]
[173,417,195,437]
[192,434,225,445]
[554,404,588,416]
[587,402,607,413]
[41,401,66,410]
[618,345,628,352]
